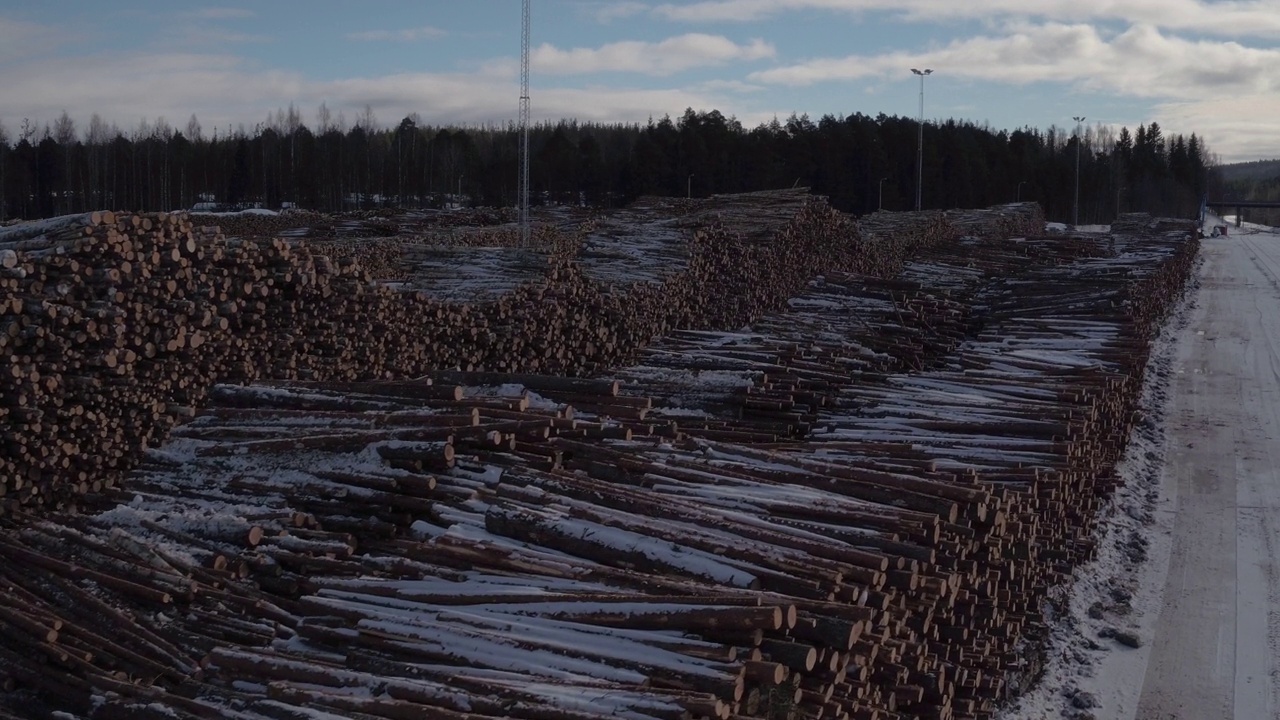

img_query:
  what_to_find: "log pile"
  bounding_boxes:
[188,209,327,240]
[942,203,1045,240]
[1110,213,1196,236]
[0,195,852,512]
[14,192,1021,520]
[0,209,1198,720]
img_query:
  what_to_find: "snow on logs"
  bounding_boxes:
[0,193,1031,515]
[0,211,1198,720]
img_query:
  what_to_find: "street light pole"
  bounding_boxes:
[911,67,931,210]
[878,177,888,211]
[1072,116,1085,227]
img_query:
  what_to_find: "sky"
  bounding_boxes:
[1,1,1279,163]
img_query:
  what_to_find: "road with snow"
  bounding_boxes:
[997,223,1280,720]
[1135,225,1280,719]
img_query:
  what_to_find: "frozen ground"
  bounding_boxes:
[1000,220,1280,719]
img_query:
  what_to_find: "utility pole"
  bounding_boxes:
[1073,116,1086,227]
[911,68,932,211]
[518,0,531,245]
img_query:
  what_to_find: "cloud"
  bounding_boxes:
[743,20,1280,161]
[347,26,447,42]
[1156,94,1280,163]
[651,0,1280,39]
[527,34,775,76]
[171,28,270,47]
[696,79,768,94]
[191,7,255,20]
[1,12,1276,164]
[0,16,63,62]
[587,1,651,23]
[0,53,304,136]
[0,47,741,139]
[750,22,1280,100]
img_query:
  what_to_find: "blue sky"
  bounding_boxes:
[2,1,1279,162]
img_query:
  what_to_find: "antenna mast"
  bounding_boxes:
[519,0,531,245]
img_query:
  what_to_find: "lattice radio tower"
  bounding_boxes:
[518,0,531,245]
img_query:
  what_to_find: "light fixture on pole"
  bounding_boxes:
[518,0,531,244]
[911,68,932,211]
[1017,180,1027,202]
[878,176,888,211]
[1072,116,1085,227]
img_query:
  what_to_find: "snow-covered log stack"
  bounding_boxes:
[943,202,1045,240]
[0,195,807,512]
[0,195,1051,517]
[854,210,960,277]
[188,209,326,240]
[0,212,1199,720]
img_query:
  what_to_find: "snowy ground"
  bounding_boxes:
[1000,220,1280,719]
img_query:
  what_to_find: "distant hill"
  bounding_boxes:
[1218,159,1280,183]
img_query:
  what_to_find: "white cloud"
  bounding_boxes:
[0,48,739,139]
[750,22,1280,101]
[1,9,1276,165]
[745,20,1280,161]
[347,26,447,42]
[1156,94,1280,163]
[528,34,775,76]
[191,7,255,20]
[587,1,650,23]
[652,0,1280,39]
[0,16,63,62]
[696,78,768,94]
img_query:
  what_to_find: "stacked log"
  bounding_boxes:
[854,210,958,277]
[188,209,327,239]
[0,208,1198,720]
[0,196,825,511]
[306,237,408,279]
[943,203,1045,240]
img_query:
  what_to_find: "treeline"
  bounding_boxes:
[0,106,1214,223]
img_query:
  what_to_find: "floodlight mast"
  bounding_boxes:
[1072,115,1086,227]
[911,68,932,211]
[519,0,531,245]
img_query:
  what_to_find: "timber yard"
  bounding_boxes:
[0,190,1224,719]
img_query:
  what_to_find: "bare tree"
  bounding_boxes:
[316,102,332,134]
[153,117,174,210]
[52,111,76,145]
[130,118,151,210]
[186,114,203,143]
[355,104,378,132]
[52,112,77,212]
[270,108,286,134]
[0,120,7,221]
[285,103,302,205]
[355,105,378,205]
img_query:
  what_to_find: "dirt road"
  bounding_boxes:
[1136,227,1280,719]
